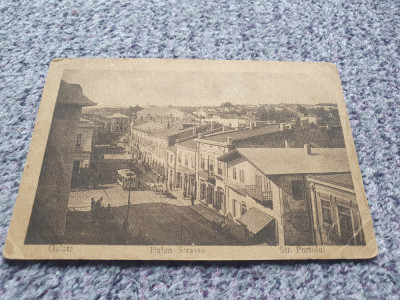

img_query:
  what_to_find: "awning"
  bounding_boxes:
[237,208,275,234]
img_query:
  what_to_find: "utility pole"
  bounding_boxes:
[123,173,132,231]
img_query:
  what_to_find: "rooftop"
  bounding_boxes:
[219,147,351,175]
[154,126,194,138]
[307,173,354,189]
[107,113,129,119]
[175,138,198,150]
[132,121,195,137]
[237,208,274,234]
[201,125,281,143]
[132,121,173,132]
[57,80,96,107]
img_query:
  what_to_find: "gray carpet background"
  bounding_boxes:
[0,0,399,299]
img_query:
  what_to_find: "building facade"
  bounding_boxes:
[194,125,285,210]
[129,121,195,178]
[106,113,130,133]
[307,174,365,246]
[73,119,95,169]
[26,80,96,243]
[216,146,357,246]
[175,139,198,197]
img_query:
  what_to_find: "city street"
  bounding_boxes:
[66,165,248,245]
[68,183,189,211]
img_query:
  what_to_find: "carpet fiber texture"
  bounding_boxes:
[0,0,399,299]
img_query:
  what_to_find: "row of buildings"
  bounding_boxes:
[128,119,365,247]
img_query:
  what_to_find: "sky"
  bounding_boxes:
[62,69,338,107]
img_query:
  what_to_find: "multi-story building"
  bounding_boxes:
[307,173,365,246]
[216,145,357,246]
[175,139,197,196]
[71,119,96,188]
[26,80,96,243]
[106,113,130,133]
[129,121,196,177]
[73,119,95,170]
[166,146,176,188]
[195,125,286,207]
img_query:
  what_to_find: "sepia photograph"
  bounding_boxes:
[4,59,376,260]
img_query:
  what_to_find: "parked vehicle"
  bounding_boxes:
[116,169,137,190]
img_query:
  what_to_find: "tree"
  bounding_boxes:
[255,106,277,121]
[297,105,307,115]
[221,102,233,107]
[255,106,268,121]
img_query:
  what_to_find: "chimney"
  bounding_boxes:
[192,127,196,135]
[250,121,254,130]
[285,140,290,148]
[227,137,233,145]
[280,123,285,131]
[304,144,311,155]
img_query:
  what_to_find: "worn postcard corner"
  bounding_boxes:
[4,58,377,261]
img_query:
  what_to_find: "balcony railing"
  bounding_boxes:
[232,183,273,209]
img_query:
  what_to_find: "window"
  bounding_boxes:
[338,205,352,231]
[241,202,247,215]
[201,154,205,169]
[200,183,206,200]
[239,170,245,182]
[291,180,303,199]
[191,156,195,169]
[215,188,223,210]
[184,154,188,166]
[233,167,237,180]
[178,152,182,164]
[217,162,223,175]
[76,134,82,147]
[321,200,333,224]
[264,178,271,191]
[170,154,173,163]
[208,156,214,174]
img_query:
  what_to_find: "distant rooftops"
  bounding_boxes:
[106,113,129,119]
[132,121,194,138]
[218,147,350,175]
[200,125,281,143]
[56,80,96,107]
[137,106,185,118]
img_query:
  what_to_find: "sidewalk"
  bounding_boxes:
[189,202,250,244]
[168,188,201,206]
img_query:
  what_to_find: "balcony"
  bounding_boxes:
[233,184,274,209]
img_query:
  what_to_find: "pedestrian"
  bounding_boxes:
[169,181,172,191]
[157,175,160,183]
[183,188,187,199]
[191,193,195,206]
[91,198,95,210]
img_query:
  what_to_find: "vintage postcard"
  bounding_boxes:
[4,59,377,260]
